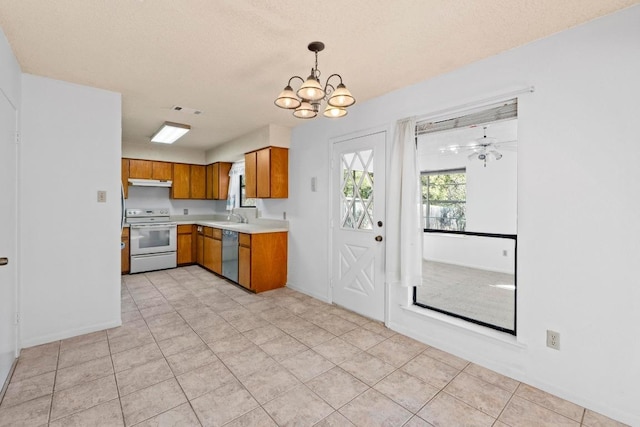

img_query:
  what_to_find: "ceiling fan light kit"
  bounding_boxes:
[275,41,355,119]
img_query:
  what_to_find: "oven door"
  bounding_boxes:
[130,223,177,255]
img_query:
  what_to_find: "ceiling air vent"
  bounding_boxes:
[171,105,203,115]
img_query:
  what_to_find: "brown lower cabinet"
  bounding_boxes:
[238,232,287,293]
[121,228,130,274]
[203,227,222,274]
[177,225,196,265]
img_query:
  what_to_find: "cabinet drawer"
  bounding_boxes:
[212,228,222,240]
[203,227,213,237]
[177,224,192,234]
[121,227,129,238]
[239,233,251,248]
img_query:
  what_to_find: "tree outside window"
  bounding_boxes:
[422,169,466,231]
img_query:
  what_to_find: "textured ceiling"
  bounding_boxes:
[0,0,635,151]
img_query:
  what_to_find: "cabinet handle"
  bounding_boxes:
[375,236,383,242]
[0,257,8,266]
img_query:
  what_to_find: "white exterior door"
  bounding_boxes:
[0,90,18,385]
[332,131,386,321]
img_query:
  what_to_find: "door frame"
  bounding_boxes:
[0,88,20,373]
[327,124,392,325]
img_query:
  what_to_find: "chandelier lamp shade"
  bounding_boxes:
[275,41,355,119]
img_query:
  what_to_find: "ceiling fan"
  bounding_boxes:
[439,126,516,167]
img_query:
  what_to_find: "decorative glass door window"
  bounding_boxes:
[340,149,374,230]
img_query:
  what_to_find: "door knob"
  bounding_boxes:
[0,257,8,266]
[375,236,383,242]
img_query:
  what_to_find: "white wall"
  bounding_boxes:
[20,74,122,347]
[126,186,224,215]
[285,6,640,425]
[0,29,20,107]
[122,142,206,164]
[204,124,291,163]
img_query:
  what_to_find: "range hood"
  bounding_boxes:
[128,178,172,187]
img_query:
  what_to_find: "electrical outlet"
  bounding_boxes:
[502,250,508,256]
[97,190,107,203]
[283,211,287,220]
[547,330,560,350]
[183,208,188,215]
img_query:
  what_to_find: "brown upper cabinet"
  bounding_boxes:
[171,163,207,199]
[191,165,206,199]
[128,159,172,180]
[206,162,232,200]
[245,146,288,199]
[171,163,191,199]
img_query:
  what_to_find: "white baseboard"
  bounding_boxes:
[20,318,122,349]
[286,282,331,304]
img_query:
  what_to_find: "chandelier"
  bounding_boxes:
[274,41,355,119]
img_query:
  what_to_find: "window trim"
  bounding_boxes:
[239,174,256,208]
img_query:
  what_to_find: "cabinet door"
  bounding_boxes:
[206,164,214,200]
[212,163,220,199]
[203,236,222,274]
[191,165,206,199]
[256,148,271,198]
[129,159,153,179]
[152,162,173,180]
[171,163,190,199]
[270,147,289,198]
[196,232,204,266]
[245,151,257,198]
[217,162,232,200]
[238,234,251,289]
[177,225,194,265]
[177,233,193,265]
[121,158,129,199]
[211,238,222,274]
[121,228,130,274]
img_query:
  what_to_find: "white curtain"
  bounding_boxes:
[227,161,244,211]
[386,117,423,287]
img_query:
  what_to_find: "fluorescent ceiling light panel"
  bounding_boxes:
[151,121,190,144]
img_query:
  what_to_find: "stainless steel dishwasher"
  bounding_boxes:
[221,229,238,282]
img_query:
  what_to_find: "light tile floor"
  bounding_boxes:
[0,266,628,427]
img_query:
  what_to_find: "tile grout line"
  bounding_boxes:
[46,340,61,426]
[105,313,127,427]
[137,270,202,427]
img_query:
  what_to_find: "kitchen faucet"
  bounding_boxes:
[227,212,246,223]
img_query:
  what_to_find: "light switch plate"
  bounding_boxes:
[97,190,107,203]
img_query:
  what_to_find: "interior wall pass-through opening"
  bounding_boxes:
[415,97,520,334]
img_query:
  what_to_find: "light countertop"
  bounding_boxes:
[179,220,287,234]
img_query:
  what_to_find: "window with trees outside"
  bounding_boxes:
[422,169,466,231]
